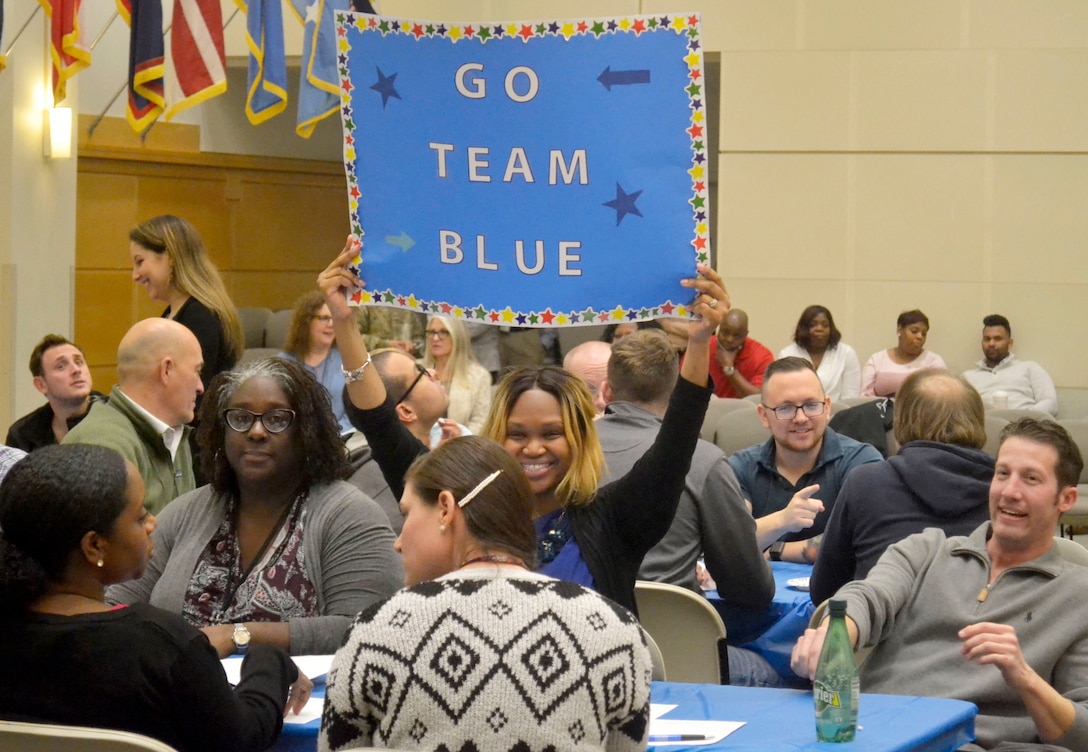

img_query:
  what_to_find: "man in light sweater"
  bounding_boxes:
[791,418,1088,750]
[963,314,1058,415]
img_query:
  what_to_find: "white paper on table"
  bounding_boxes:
[283,696,325,725]
[647,719,745,746]
[220,654,335,686]
[649,704,678,720]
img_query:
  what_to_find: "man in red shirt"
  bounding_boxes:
[707,309,774,398]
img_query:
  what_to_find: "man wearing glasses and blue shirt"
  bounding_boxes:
[728,357,882,564]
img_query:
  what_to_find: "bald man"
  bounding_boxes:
[563,340,613,415]
[703,309,774,398]
[64,318,204,513]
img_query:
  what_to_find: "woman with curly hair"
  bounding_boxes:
[0,444,307,752]
[108,358,403,656]
[779,304,861,400]
[129,215,244,386]
[279,290,353,434]
[318,238,727,614]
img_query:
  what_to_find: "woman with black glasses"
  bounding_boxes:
[108,358,403,656]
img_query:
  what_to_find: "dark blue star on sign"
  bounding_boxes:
[370,67,401,108]
[603,183,643,226]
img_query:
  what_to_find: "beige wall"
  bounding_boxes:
[691,0,1088,388]
[330,0,1088,386]
[2,0,1086,434]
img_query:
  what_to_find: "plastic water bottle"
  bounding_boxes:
[814,599,859,742]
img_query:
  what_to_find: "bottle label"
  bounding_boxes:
[813,681,841,708]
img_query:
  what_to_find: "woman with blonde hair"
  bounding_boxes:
[318,237,727,614]
[129,215,244,385]
[420,315,491,433]
[279,290,352,434]
[320,436,652,752]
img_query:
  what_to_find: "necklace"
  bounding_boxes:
[459,553,529,569]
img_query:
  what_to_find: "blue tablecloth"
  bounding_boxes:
[274,682,976,752]
[708,561,815,677]
[651,682,976,752]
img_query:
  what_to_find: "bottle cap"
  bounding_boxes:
[828,599,847,617]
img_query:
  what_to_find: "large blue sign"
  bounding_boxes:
[336,12,710,326]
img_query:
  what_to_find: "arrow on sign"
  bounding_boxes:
[386,232,415,252]
[597,66,651,91]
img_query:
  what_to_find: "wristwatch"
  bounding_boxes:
[723,366,736,376]
[768,541,785,562]
[232,623,251,655]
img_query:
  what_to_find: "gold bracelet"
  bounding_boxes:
[341,354,372,384]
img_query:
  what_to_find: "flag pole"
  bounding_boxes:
[91,6,241,139]
[2,5,42,59]
[88,11,120,51]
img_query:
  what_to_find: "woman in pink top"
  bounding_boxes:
[861,309,946,397]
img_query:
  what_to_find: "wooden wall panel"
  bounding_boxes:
[75,118,348,379]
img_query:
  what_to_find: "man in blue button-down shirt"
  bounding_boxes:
[728,357,882,564]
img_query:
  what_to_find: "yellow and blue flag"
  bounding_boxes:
[234,0,287,124]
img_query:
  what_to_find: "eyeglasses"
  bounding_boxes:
[396,363,430,405]
[312,315,334,323]
[425,329,451,340]
[761,401,827,421]
[223,408,296,434]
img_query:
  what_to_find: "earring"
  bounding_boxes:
[439,524,446,533]
[96,559,104,568]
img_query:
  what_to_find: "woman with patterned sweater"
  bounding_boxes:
[320,436,652,752]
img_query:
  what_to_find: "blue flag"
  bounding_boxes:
[236,0,287,124]
[290,0,352,138]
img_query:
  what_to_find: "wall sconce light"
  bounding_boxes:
[43,107,73,159]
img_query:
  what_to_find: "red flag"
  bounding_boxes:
[38,0,91,104]
[164,0,227,120]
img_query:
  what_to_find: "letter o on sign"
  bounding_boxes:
[504,66,539,103]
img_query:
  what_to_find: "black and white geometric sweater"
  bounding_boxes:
[319,569,652,752]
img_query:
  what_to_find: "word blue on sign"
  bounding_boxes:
[336,13,710,327]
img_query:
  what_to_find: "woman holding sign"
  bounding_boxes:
[319,237,725,613]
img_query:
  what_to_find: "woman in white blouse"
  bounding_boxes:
[421,316,492,433]
[861,309,946,397]
[779,305,861,400]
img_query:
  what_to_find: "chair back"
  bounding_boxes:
[1057,419,1088,485]
[236,306,272,349]
[711,407,768,457]
[0,721,178,752]
[638,626,667,681]
[982,415,1010,458]
[987,407,1053,423]
[263,309,295,351]
[700,397,755,441]
[634,580,727,684]
[1053,537,1088,567]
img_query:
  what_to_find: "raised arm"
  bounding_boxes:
[603,264,726,556]
[318,237,386,411]
[318,238,428,498]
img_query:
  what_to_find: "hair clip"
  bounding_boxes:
[457,470,502,508]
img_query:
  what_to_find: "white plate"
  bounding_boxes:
[786,577,810,591]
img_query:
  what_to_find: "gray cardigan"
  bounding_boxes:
[108,481,404,654]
